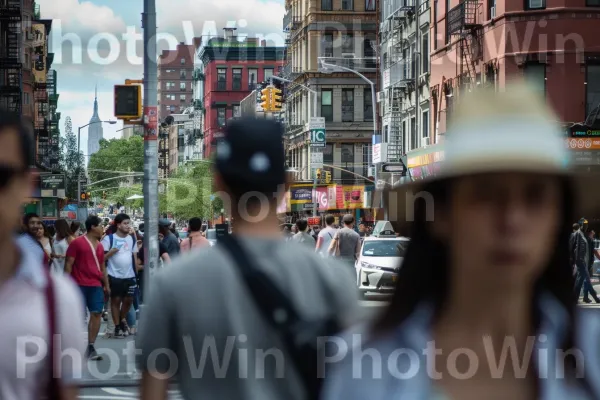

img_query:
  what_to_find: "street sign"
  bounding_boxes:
[309,117,326,147]
[303,203,317,210]
[310,151,323,168]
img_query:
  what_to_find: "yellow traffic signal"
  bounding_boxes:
[316,168,322,180]
[325,170,332,183]
[114,84,142,119]
[272,88,283,111]
[260,87,272,112]
[86,192,91,199]
[80,192,86,201]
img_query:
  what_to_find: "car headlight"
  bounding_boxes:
[360,261,381,270]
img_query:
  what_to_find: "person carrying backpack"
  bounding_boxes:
[137,118,359,400]
[101,213,138,337]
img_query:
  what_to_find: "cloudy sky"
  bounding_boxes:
[37,0,285,156]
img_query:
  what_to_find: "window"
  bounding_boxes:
[342,34,354,54]
[264,68,274,81]
[362,144,372,179]
[363,35,376,68]
[323,143,334,180]
[170,105,176,112]
[422,110,429,139]
[322,0,332,10]
[364,88,373,121]
[362,240,408,257]
[341,144,354,183]
[233,105,241,118]
[410,117,417,150]
[402,120,407,151]
[248,68,258,90]
[525,0,545,9]
[180,58,185,65]
[586,64,600,118]
[445,0,451,43]
[217,68,226,90]
[24,92,30,105]
[232,68,242,90]
[217,107,226,126]
[422,33,429,73]
[434,0,438,50]
[166,82,175,90]
[179,82,186,90]
[342,0,353,10]
[588,0,600,5]
[488,0,496,18]
[322,33,333,57]
[180,70,186,79]
[321,89,333,122]
[365,0,375,10]
[342,89,354,122]
[180,94,186,102]
[523,63,545,98]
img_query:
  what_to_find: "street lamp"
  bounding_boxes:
[318,58,381,210]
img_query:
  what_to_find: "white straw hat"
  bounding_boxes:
[382,84,599,223]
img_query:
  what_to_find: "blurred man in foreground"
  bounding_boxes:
[0,110,85,399]
[137,118,358,400]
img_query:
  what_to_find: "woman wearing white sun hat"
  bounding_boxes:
[321,85,600,399]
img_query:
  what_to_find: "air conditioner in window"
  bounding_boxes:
[490,6,496,18]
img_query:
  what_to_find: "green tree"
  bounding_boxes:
[162,162,219,220]
[88,136,144,192]
[59,116,84,200]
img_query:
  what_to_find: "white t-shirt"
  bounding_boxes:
[318,226,337,254]
[101,234,138,279]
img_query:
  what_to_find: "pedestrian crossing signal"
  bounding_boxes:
[325,171,332,183]
[80,192,87,201]
[114,84,142,119]
[260,88,272,112]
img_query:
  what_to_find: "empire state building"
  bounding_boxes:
[87,86,104,156]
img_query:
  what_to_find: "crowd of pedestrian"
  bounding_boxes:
[5,86,600,399]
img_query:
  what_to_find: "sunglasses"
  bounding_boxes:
[0,165,26,189]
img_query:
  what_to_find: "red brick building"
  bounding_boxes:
[195,30,285,157]
[158,42,195,119]
[429,0,600,144]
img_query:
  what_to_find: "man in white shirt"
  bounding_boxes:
[316,214,337,255]
[101,213,138,337]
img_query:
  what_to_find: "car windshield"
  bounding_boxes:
[362,240,409,257]
[206,230,216,240]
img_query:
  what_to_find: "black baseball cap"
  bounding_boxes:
[215,118,285,197]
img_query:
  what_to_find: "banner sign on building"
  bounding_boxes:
[336,185,364,209]
[32,24,47,83]
[290,184,313,205]
[313,186,330,209]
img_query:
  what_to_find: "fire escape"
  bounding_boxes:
[382,0,415,163]
[0,0,22,114]
[447,0,482,92]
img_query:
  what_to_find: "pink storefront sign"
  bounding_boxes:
[313,187,329,210]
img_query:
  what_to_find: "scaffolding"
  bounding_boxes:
[0,0,22,114]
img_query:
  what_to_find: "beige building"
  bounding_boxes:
[282,0,378,184]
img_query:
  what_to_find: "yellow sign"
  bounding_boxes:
[336,185,364,209]
[32,24,47,83]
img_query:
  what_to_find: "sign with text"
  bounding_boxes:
[303,203,317,210]
[144,106,158,140]
[310,151,323,168]
[41,174,66,198]
[309,117,326,147]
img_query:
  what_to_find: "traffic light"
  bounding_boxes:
[316,168,322,180]
[80,191,87,201]
[114,84,142,119]
[325,170,332,184]
[271,87,283,111]
[260,87,272,112]
[86,192,91,200]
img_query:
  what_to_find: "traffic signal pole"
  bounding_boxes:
[142,0,159,299]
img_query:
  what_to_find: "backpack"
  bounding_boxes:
[108,233,137,275]
[219,234,341,399]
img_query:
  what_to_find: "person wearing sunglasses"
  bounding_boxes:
[0,110,85,399]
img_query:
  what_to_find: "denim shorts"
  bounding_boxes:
[79,286,105,314]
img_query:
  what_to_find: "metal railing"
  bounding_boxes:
[382,58,414,90]
[318,57,377,72]
[382,0,414,20]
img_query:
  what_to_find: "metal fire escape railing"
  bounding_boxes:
[0,0,23,115]
[447,0,482,90]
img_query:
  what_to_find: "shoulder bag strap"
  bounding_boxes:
[83,236,102,272]
[43,267,60,400]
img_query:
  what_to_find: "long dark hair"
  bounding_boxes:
[54,219,72,241]
[373,178,592,390]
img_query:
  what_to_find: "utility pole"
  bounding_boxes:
[142,0,159,297]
